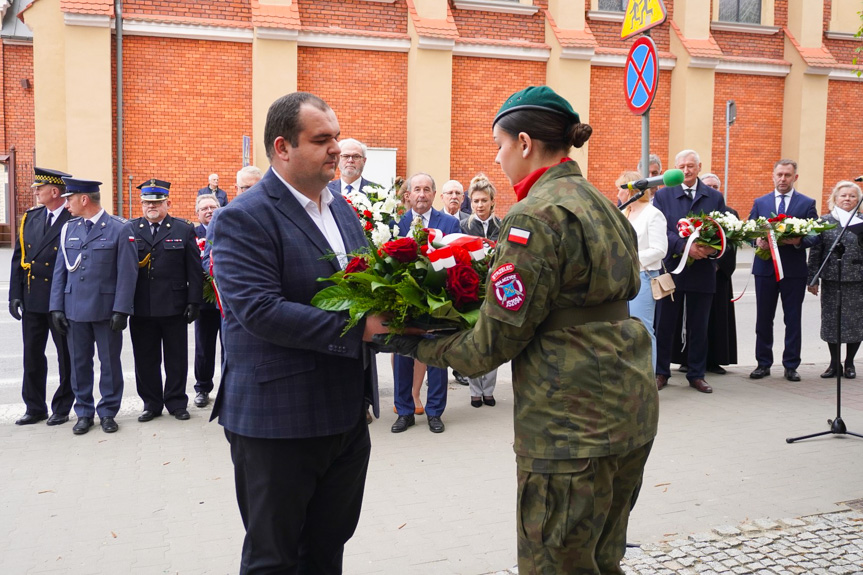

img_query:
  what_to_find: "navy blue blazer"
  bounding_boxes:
[10,205,71,314]
[49,211,138,322]
[327,177,377,196]
[197,186,228,207]
[748,191,818,279]
[210,167,378,439]
[653,180,728,293]
[397,208,461,237]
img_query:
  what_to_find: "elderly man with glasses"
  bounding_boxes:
[440,179,470,224]
[235,165,263,196]
[327,138,377,197]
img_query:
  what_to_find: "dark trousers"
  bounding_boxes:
[754,275,805,369]
[67,319,124,418]
[130,314,189,414]
[194,308,222,393]
[225,416,371,575]
[656,291,713,380]
[21,311,74,416]
[394,355,447,417]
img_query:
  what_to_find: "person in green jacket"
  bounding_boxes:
[375,86,659,574]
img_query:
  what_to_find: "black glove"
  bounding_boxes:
[369,333,422,358]
[50,311,69,336]
[110,312,129,332]
[184,303,200,324]
[9,299,23,321]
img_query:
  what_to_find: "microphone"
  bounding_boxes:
[620,169,685,191]
[855,176,863,182]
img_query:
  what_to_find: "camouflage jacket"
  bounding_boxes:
[417,160,659,470]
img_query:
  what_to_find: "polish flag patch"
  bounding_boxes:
[128,236,136,242]
[507,227,531,245]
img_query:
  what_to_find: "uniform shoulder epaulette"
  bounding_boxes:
[110,214,128,223]
[68,216,82,223]
[25,205,43,213]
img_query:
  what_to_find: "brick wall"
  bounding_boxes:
[451,0,547,44]
[298,47,408,184]
[450,56,546,218]
[3,43,36,220]
[823,80,863,213]
[297,0,407,34]
[710,73,784,216]
[587,66,671,203]
[113,36,253,221]
[124,1,251,24]
[711,30,784,60]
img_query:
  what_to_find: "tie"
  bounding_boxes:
[45,212,53,234]
[345,184,353,195]
[777,195,786,215]
[685,188,695,200]
[152,222,160,239]
[84,220,93,234]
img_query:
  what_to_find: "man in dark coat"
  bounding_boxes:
[197,173,228,207]
[130,179,202,422]
[9,167,75,425]
[192,193,221,408]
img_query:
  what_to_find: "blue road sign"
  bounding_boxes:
[625,36,658,115]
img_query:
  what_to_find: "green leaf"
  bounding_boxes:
[310,285,355,311]
[395,284,428,309]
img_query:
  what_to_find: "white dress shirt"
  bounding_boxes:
[774,189,794,213]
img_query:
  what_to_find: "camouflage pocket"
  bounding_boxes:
[516,462,594,549]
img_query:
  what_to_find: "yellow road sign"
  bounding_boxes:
[621,0,668,40]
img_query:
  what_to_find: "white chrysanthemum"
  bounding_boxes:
[371,222,394,246]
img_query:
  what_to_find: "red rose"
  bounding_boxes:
[446,264,481,308]
[451,246,472,267]
[420,244,430,256]
[345,257,369,274]
[364,220,373,231]
[768,214,787,223]
[363,210,373,218]
[381,237,419,263]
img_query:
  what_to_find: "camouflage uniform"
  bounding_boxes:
[417,160,659,574]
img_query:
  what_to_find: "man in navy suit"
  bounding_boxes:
[748,159,818,382]
[326,137,377,196]
[197,173,228,207]
[192,193,222,408]
[210,92,388,574]
[653,150,728,394]
[392,172,461,434]
[49,177,137,434]
[9,167,75,426]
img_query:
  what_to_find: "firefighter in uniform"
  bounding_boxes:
[130,179,202,422]
[375,86,659,574]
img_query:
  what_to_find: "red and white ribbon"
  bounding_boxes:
[424,229,491,270]
[767,228,784,281]
[671,217,727,275]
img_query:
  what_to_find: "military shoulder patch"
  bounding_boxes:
[507,227,530,245]
[491,263,526,311]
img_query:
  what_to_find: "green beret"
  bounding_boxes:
[493,86,580,127]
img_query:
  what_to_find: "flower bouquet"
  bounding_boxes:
[752,214,836,260]
[195,236,221,309]
[344,183,405,246]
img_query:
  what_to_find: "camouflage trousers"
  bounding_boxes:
[516,441,653,575]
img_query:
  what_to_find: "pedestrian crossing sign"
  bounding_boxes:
[621,0,668,40]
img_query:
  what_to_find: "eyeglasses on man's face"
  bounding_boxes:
[236,185,251,191]
[339,154,364,162]
[197,205,217,212]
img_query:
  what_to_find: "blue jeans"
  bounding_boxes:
[628,270,659,372]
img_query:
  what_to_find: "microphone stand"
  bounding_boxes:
[786,193,863,443]
[618,189,646,211]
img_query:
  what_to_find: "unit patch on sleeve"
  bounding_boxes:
[491,263,526,311]
[507,227,531,246]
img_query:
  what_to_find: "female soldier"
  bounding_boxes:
[377,86,658,574]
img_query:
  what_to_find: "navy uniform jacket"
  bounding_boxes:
[10,206,71,314]
[49,212,138,322]
[748,191,818,279]
[653,180,728,293]
[397,208,461,237]
[131,215,202,317]
[210,167,378,439]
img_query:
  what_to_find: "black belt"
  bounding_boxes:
[536,301,629,335]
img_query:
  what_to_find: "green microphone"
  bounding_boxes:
[620,168,685,191]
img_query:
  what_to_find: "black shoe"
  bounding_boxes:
[845,365,856,379]
[749,365,771,379]
[194,392,210,408]
[707,365,727,375]
[73,417,94,435]
[784,368,801,382]
[137,410,162,422]
[15,413,48,425]
[46,414,69,426]
[100,417,118,433]
[391,414,415,433]
[482,396,496,407]
[172,409,190,421]
[678,364,689,373]
[453,371,469,386]
[821,365,838,378]
[470,397,483,408]
[427,416,445,433]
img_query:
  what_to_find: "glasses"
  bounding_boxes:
[142,200,165,206]
[442,191,464,197]
[339,154,364,162]
[236,185,251,191]
[198,206,217,212]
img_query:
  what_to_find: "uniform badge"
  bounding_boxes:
[491,263,525,311]
[507,227,531,245]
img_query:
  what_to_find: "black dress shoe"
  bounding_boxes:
[15,413,48,426]
[749,365,771,379]
[391,414,415,433]
[845,365,856,379]
[821,365,838,378]
[707,365,727,375]
[100,417,118,433]
[453,371,469,386]
[784,369,801,382]
[73,417,94,435]
[138,410,162,422]
[427,416,445,433]
[470,397,483,408]
[172,409,190,421]
[46,414,69,426]
[194,392,209,408]
[482,396,496,407]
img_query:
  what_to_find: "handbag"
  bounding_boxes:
[650,262,675,301]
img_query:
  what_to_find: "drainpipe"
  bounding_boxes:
[115,0,124,217]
